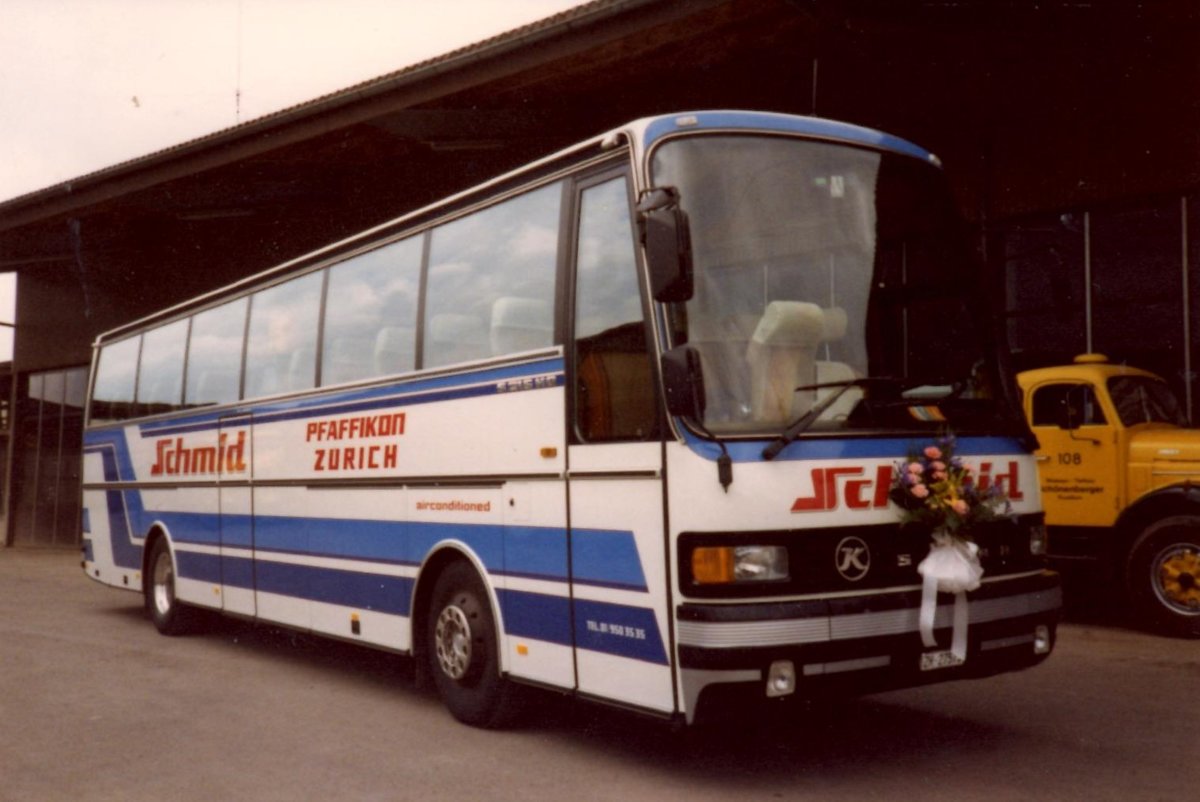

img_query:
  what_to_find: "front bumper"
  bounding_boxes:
[676,570,1060,720]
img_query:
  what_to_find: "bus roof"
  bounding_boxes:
[95,110,940,346]
[632,111,939,165]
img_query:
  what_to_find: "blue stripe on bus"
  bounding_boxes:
[220,552,255,589]
[164,512,646,593]
[257,560,414,614]
[497,589,573,646]
[135,357,565,438]
[571,528,650,591]
[574,598,669,665]
[173,551,665,663]
[681,431,1029,463]
[83,438,144,570]
[641,111,935,164]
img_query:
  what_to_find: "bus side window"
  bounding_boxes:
[423,181,561,369]
[185,298,247,407]
[322,235,422,385]
[573,175,658,442]
[135,318,188,417]
[244,272,323,399]
[90,335,141,423]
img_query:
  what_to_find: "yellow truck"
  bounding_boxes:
[1018,355,1200,637]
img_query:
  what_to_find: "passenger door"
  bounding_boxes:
[567,170,674,714]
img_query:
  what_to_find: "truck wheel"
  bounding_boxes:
[145,538,198,636]
[426,561,519,727]
[1127,516,1200,637]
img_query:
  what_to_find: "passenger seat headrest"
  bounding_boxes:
[751,301,827,348]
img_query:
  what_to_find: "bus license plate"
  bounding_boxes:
[920,650,964,672]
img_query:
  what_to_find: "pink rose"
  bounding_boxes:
[911,484,929,499]
[907,462,924,475]
[951,499,969,516]
[924,446,942,459]
[930,460,946,472]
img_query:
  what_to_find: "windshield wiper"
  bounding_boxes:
[762,378,899,461]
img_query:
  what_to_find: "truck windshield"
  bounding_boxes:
[650,133,1004,436]
[1108,375,1187,426]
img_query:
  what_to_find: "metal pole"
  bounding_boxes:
[1084,211,1093,353]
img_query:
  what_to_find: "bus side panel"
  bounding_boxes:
[238,360,574,686]
[568,443,674,714]
[495,478,576,687]
[81,428,146,590]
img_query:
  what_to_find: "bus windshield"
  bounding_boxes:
[650,134,1000,436]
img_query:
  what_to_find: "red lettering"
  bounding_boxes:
[874,465,893,507]
[845,479,871,509]
[148,432,247,477]
[791,464,896,513]
[996,460,1024,501]
[151,439,168,476]
[791,467,863,512]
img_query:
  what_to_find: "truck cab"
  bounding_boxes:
[1018,354,1200,636]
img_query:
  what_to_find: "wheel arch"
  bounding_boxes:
[139,522,174,594]
[1116,484,1200,566]
[410,542,504,684]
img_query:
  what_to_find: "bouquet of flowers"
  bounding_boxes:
[890,434,1010,538]
[891,434,1012,656]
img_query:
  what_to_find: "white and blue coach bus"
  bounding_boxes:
[82,111,1060,727]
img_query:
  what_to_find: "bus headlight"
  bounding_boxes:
[692,545,789,584]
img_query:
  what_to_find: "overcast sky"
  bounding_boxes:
[0,0,585,360]
[0,0,585,203]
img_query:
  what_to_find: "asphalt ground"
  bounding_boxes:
[2,548,1197,801]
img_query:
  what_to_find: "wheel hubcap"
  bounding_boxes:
[153,551,175,616]
[434,603,473,680]
[1154,545,1200,614]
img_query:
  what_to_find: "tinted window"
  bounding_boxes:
[424,182,561,368]
[322,236,423,385]
[90,336,140,423]
[185,298,247,407]
[244,272,323,399]
[136,318,188,415]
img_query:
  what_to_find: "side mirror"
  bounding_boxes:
[661,345,706,420]
[637,187,694,303]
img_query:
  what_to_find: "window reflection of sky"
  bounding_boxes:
[424,182,561,367]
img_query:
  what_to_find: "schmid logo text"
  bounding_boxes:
[791,461,1023,513]
[150,431,247,477]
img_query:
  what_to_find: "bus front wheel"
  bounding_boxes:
[1127,516,1200,638]
[426,562,518,727]
[145,538,197,636]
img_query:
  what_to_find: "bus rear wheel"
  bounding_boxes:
[145,538,197,636]
[1127,516,1200,638]
[426,562,518,727]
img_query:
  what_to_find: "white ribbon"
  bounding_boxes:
[917,532,983,661]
